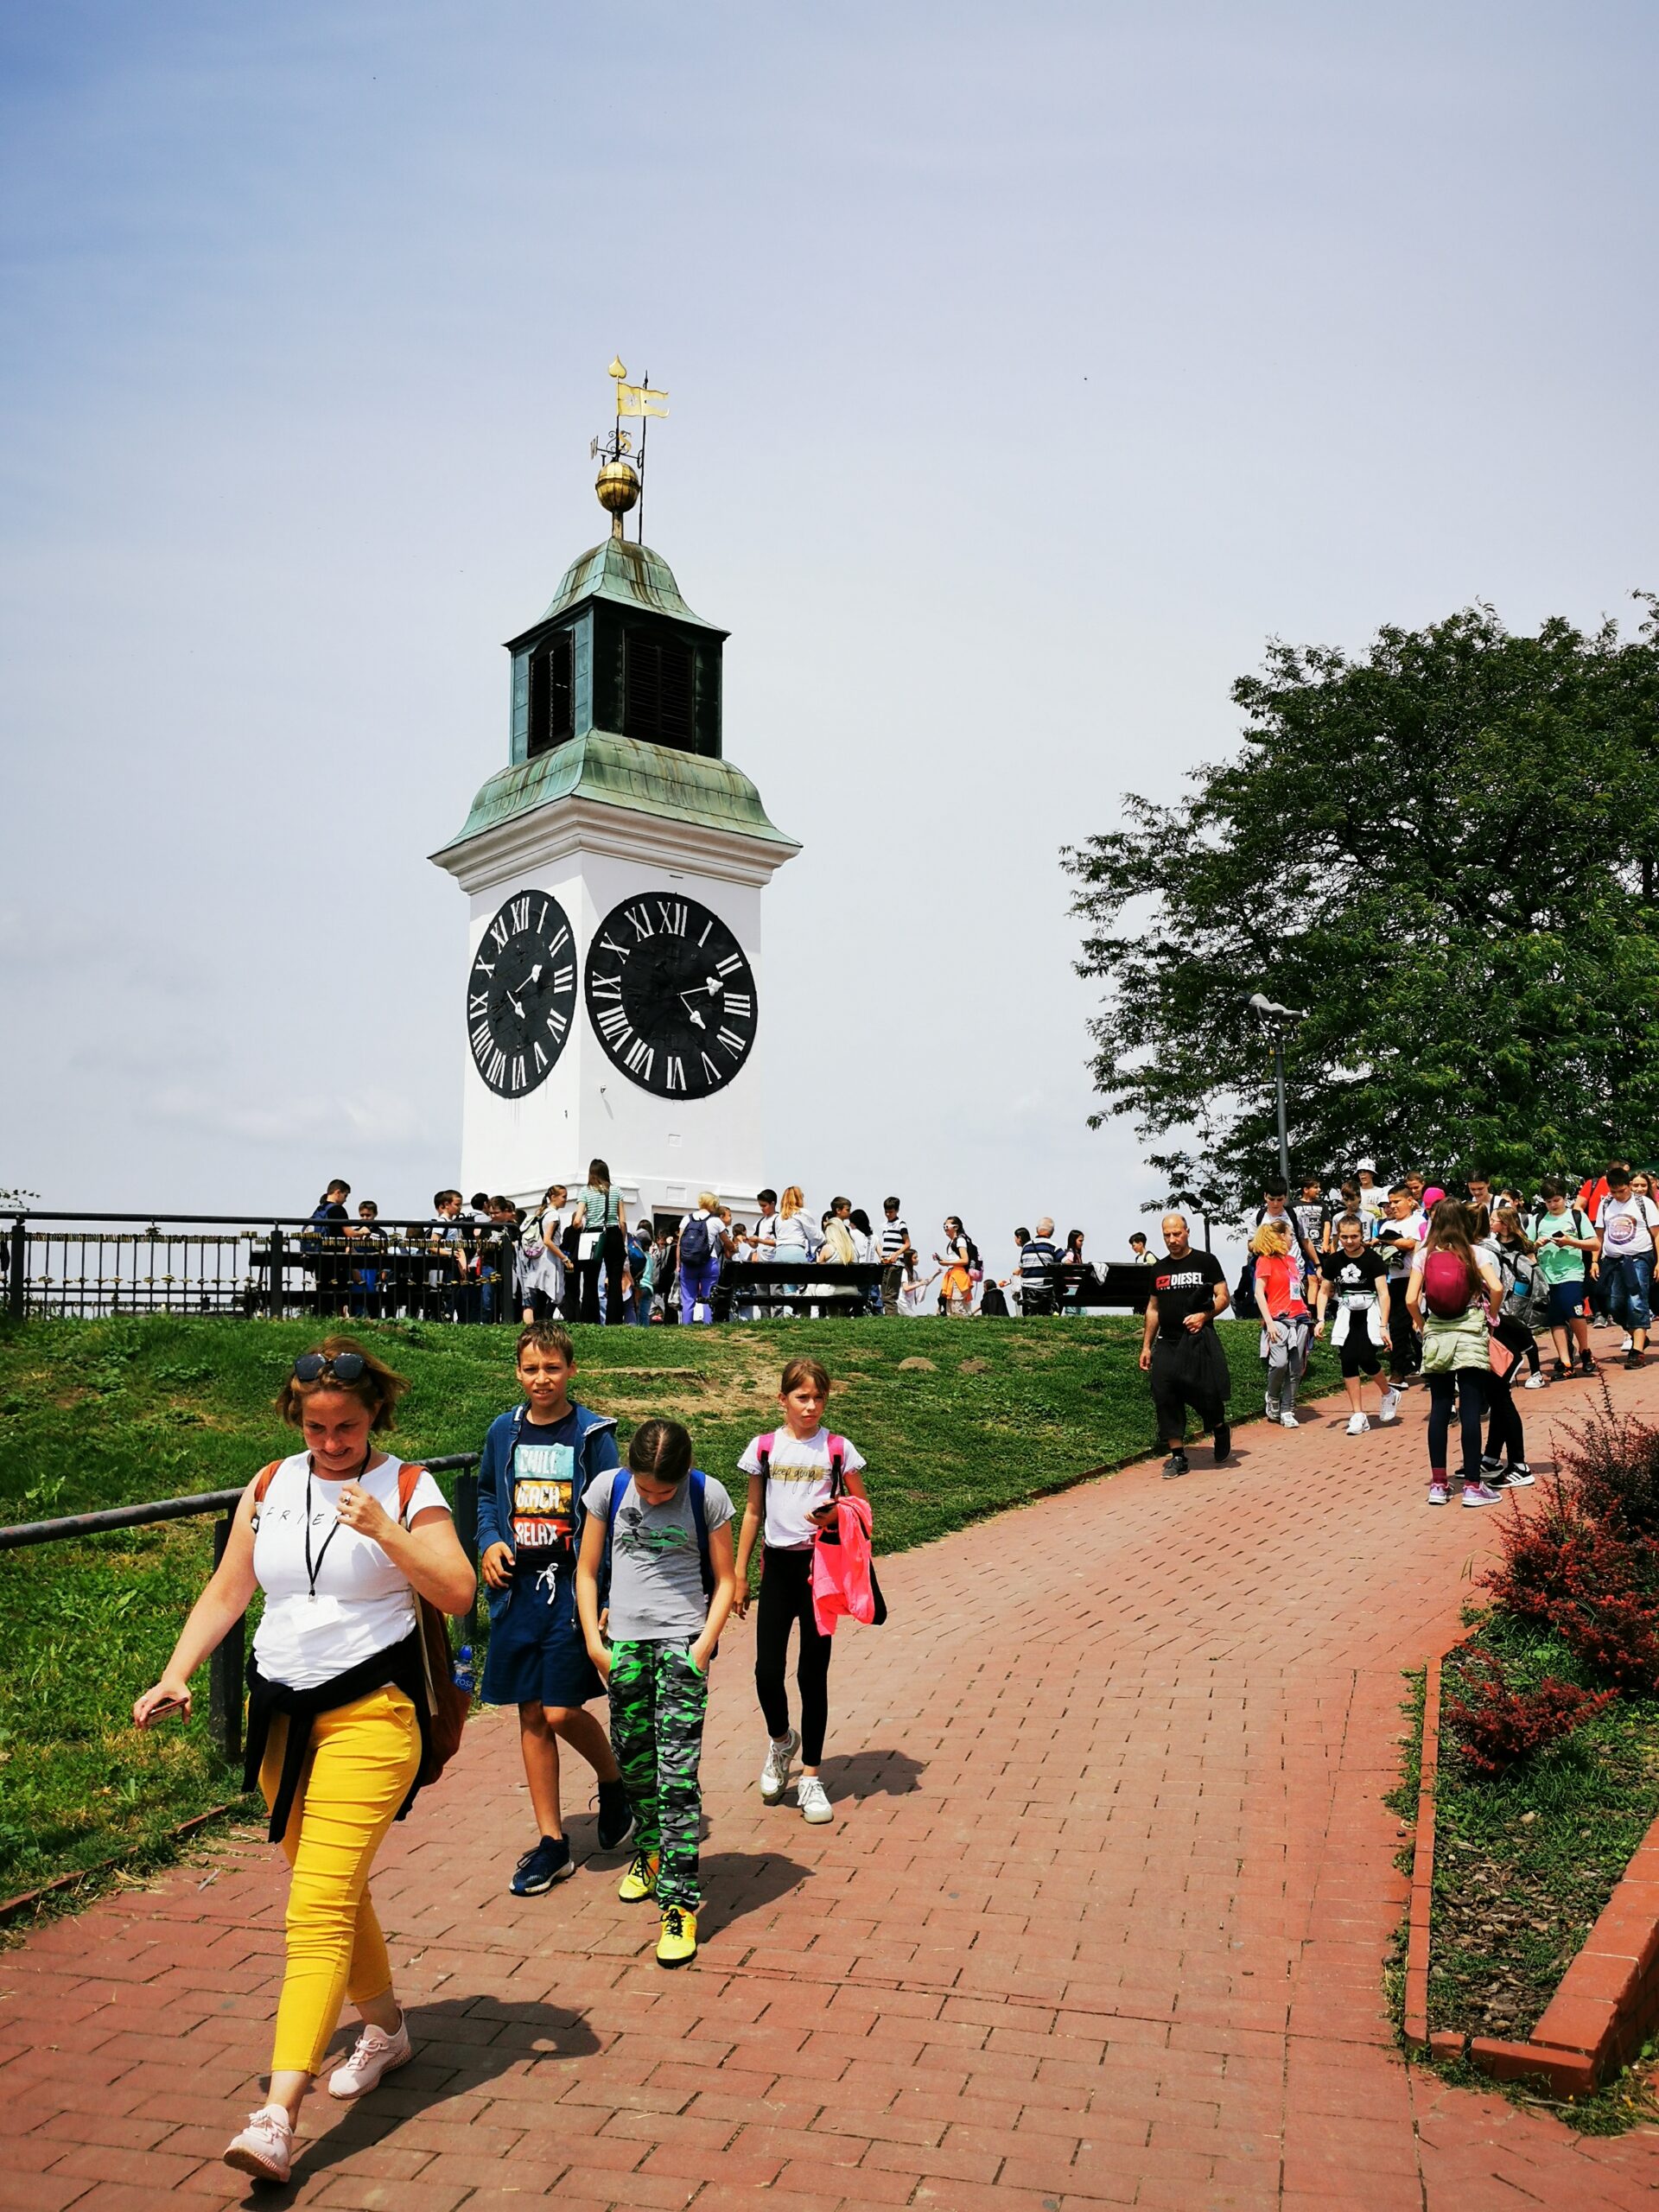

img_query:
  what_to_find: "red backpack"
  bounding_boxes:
[1422,1248,1476,1319]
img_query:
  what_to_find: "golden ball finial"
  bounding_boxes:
[596,458,640,516]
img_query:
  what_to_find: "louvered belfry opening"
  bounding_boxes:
[526,632,574,760]
[624,626,694,749]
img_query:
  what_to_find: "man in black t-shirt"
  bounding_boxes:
[1138,1213,1232,1477]
[1313,1214,1397,1433]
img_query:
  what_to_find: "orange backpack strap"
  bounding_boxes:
[398,1463,425,1524]
[250,1460,283,1524]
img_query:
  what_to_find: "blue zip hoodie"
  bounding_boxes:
[476,1401,620,1619]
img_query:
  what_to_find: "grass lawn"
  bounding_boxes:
[0,1310,1305,1897]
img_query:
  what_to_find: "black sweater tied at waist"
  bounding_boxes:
[244,1629,432,1844]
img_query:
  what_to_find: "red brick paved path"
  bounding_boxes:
[7,1363,1659,2209]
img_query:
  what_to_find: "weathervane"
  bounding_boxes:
[590,356,670,544]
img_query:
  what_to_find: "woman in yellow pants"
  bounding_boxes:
[136,1338,474,2187]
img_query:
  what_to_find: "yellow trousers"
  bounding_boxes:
[258,1685,422,2077]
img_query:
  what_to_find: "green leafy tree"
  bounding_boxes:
[1065,601,1659,1198]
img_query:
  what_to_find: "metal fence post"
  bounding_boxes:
[208,1514,245,1766]
[267,1227,285,1319]
[7,1216,24,1319]
[454,1468,480,1640]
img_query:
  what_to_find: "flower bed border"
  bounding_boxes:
[1405,1651,1659,2095]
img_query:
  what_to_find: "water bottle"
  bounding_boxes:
[453,1644,474,1695]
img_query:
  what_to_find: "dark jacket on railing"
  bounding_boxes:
[474,1403,619,1624]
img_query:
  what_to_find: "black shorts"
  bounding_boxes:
[1338,1327,1382,1379]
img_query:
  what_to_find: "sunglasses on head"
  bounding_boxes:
[292,1351,367,1384]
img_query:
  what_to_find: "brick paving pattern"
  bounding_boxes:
[6,1360,1659,2208]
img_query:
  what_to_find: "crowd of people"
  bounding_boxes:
[135,1325,878,2186]
[307,1168,1110,1326]
[1141,1160,1656,1506]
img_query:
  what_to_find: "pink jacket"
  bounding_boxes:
[811,1494,876,1635]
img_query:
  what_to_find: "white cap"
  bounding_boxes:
[1356,1160,1376,1173]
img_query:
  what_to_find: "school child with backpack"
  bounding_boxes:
[1249,1219,1312,1427]
[575,1418,737,1968]
[733,1357,871,1826]
[1529,1179,1600,1378]
[476,1324,635,1897]
[1407,1198,1505,1508]
[677,1193,722,1325]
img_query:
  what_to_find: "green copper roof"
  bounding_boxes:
[506,537,726,646]
[434,729,798,856]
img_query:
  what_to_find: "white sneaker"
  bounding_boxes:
[1280,1411,1300,1428]
[1379,1388,1402,1423]
[328,2015,411,2099]
[224,2106,294,2184]
[796,1775,832,1824]
[1345,1413,1370,1435]
[1623,1335,1636,1354]
[1523,1371,1548,1389]
[760,1730,799,1803]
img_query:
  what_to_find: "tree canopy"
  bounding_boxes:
[1065,601,1659,1211]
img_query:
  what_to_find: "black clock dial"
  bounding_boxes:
[585,893,758,1098]
[467,890,578,1097]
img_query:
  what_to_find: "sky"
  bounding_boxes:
[3,1,1656,1260]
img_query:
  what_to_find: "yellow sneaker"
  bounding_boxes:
[656,1904,697,1968]
[618,1849,658,1904]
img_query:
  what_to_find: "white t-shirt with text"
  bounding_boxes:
[738,1427,868,1549]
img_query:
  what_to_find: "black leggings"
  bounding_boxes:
[753,1547,832,1765]
[1484,1320,1530,1466]
[1427,1370,1485,1484]
[578,1224,626,1325]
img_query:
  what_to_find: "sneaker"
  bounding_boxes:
[1162,1451,1189,1479]
[1523,1370,1548,1389]
[1462,1481,1504,1509]
[224,2106,294,2185]
[1622,1334,1635,1353]
[1479,1452,1503,1473]
[1628,1350,1644,1370]
[760,1730,800,1803]
[657,1904,698,1967]
[797,1776,832,1824]
[1345,1413,1370,1436]
[510,1836,572,1896]
[1280,1410,1300,1428]
[1427,1481,1449,1506]
[618,1849,658,1903]
[1212,1422,1231,1465]
[1580,1355,1598,1376]
[595,1780,634,1853]
[1551,1360,1570,1382]
[327,2015,411,2100]
[1379,1389,1402,1423]
[1498,1463,1535,1487]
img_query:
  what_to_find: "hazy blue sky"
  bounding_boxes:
[3,2,1656,1252]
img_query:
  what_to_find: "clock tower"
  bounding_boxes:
[430,394,799,1222]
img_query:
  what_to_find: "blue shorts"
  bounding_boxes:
[480,1560,603,1711]
[1545,1279,1586,1326]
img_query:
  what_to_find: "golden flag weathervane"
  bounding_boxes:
[590,357,670,542]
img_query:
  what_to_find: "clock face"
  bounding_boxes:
[466,890,578,1097]
[585,893,758,1097]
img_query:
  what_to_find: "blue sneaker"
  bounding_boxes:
[510,1836,573,1896]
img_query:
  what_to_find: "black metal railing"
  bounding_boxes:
[0,1456,482,1765]
[3,1214,518,1324]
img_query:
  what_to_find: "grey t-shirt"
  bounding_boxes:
[582,1471,734,1642]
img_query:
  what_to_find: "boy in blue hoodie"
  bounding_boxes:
[479,1323,634,1893]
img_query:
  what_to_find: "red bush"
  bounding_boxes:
[1442,1645,1617,1776]
[1485,1468,1659,1692]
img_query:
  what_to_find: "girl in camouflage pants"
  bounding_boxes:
[576,1420,738,1968]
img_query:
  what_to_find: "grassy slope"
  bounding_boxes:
[0,1312,1293,1893]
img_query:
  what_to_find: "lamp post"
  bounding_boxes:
[1247,993,1308,1189]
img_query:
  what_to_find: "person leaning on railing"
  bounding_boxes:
[132,1336,475,2188]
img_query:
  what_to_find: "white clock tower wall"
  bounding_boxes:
[456,851,769,1221]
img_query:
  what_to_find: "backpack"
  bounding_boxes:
[597,1465,714,1605]
[251,1459,468,1787]
[678,1212,712,1268]
[756,1433,887,1625]
[1422,1248,1476,1319]
[963,1236,981,1271]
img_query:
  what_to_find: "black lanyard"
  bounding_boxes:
[304,1452,370,1601]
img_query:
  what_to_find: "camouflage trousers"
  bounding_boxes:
[607,1639,709,1911]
